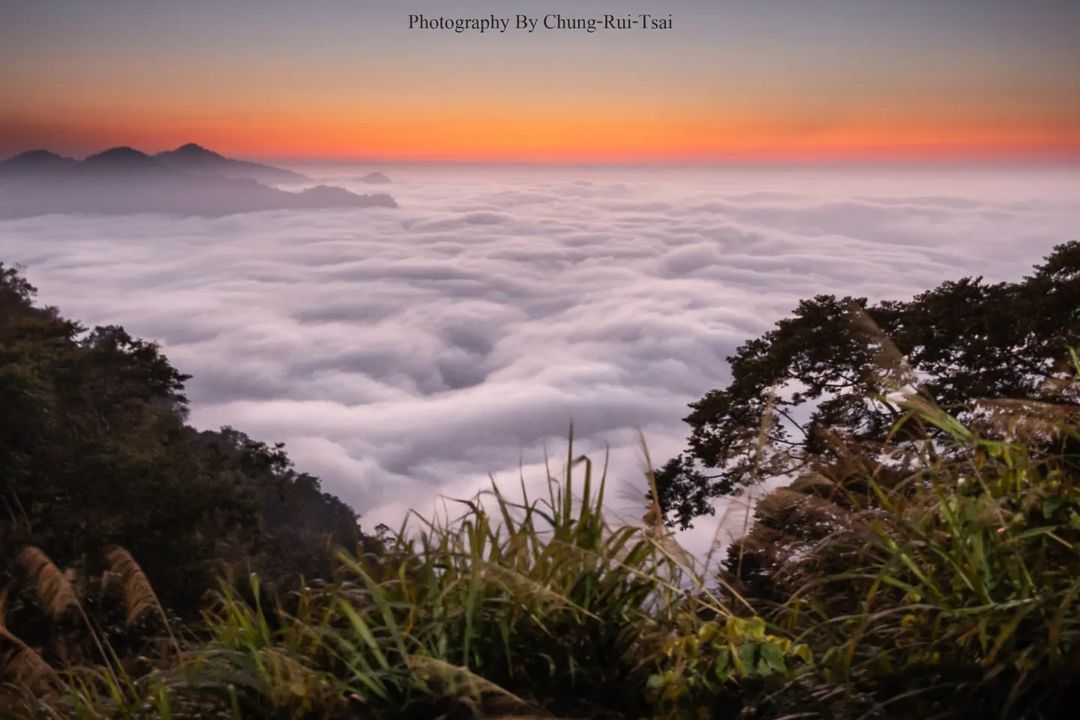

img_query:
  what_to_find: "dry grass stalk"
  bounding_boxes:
[976,397,1080,443]
[849,305,921,396]
[635,431,699,573]
[16,547,78,622]
[104,546,166,629]
[0,587,56,692]
[637,430,665,539]
[106,546,182,659]
[0,628,55,691]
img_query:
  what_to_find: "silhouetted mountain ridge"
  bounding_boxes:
[1,143,308,183]
[0,150,79,173]
[155,143,308,183]
[0,143,395,219]
[83,146,168,173]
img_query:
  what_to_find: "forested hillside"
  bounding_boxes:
[0,264,364,614]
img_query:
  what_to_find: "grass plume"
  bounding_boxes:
[16,547,78,623]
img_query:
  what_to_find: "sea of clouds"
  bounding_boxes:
[2,165,1079,557]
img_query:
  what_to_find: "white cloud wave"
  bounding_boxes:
[2,165,1079,558]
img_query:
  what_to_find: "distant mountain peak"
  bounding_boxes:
[83,146,164,171]
[1,143,306,184]
[170,143,225,159]
[87,146,152,159]
[154,143,307,183]
[10,149,65,161]
[0,147,77,172]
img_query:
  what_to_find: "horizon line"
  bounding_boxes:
[265,156,1080,170]
[4,143,1080,170]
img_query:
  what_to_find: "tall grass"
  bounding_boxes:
[196,435,781,717]
[768,396,1080,719]
[2,393,1077,718]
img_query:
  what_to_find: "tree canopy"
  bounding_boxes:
[656,242,1080,528]
[0,265,363,613]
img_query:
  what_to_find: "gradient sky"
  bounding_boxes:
[2,0,1079,163]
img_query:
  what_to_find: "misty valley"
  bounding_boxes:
[3,1,1080,714]
[3,158,1080,717]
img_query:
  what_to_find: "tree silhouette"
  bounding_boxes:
[657,242,1080,529]
[0,265,363,614]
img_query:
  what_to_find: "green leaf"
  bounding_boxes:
[714,649,731,679]
[760,643,788,675]
[738,643,758,676]
[1043,496,1065,520]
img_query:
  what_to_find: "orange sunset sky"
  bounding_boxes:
[2,0,1079,163]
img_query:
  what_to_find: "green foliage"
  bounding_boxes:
[779,404,1080,718]
[1,438,793,718]
[0,264,362,616]
[648,615,811,718]
[196,442,719,717]
[334,448,678,713]
[716,381,1080,717]
[6,400,1079,719]
[658,241,1080,529]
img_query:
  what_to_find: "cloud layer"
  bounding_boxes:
[2,165,1079,556]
